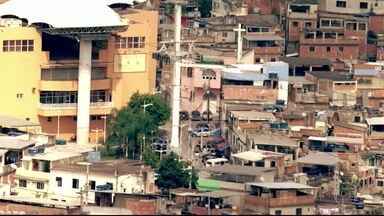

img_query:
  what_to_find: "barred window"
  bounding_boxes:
[115,36,145,49]
[3,39,33,52]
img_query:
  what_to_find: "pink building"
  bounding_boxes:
[180,67,221,115]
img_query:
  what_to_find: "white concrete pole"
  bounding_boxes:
[234,24,245,63]
[77,39,92,145]
[170,3,182,154]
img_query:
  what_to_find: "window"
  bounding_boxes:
[309,46,315,52]
[339,47,344,52]
[296,208,302,215]
[292,21,299,27]
[359,23,366,31]
[3,40,33,52]
[47,117,52,122]
[91,115,102,121]
[115,36,145,49]
[73,116,77,121]
[271,58,276,62]
[187,67,193,78]
[255,58,261,63]
[305,22,312,28]
[271,161,276,167]
[360,2,368,9]
[37,182,44,190]
[378,181,384,187]
[72,179,79,189]
[56,177,62,187]
[346,22,357,31]
[275,210,282,215]
[19,179,27,188]
[354,116,361,122]
[336,1,346,8]
[326,47,331,52]
[222,32,227,37]
[90,180,96,190]
[321,19,330,27]
[16,93,23,99]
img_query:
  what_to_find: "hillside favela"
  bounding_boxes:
[1,0,384,215]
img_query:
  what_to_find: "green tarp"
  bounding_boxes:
[197,178,220,192]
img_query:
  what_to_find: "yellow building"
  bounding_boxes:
[0,7,158,141]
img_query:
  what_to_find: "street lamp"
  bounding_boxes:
[141,102,153,160]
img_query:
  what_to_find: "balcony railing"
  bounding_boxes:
[39,102,113,109]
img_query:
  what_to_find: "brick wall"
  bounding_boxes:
[369,15,384,34]
[223,85,278,102]
[300,44,359,60]
[0,202,79,215]
[114,198,157,215]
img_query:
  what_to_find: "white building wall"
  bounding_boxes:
[269,205,315,215]
[278,81,289,105]
[49,170,146,204]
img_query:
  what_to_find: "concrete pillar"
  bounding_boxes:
[170,3,182,153]
[77,39,92,145]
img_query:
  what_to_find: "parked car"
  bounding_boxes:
[180,111,189,121]
[191,110,201,121]
[202,111,213,121]
[191,126,210,137]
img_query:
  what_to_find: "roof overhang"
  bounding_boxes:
[40,25,128,40]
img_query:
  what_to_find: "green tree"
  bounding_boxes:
[198,0,212,18]
[105,93,170,159]
[156,152,198,193]
[128,92,170,127]
[142,144,160,169]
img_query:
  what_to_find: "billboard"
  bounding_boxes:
[114,54,146,73]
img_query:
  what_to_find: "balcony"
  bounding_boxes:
[288,11,317,19]
[39,79,111,91]
[38,102,113,116]
[41,51,108,69]
[15,168,50,182]
[245,194,315,208]
[300,38,358,46]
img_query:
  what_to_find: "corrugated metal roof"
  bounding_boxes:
[247,181,314,189]
[0,137,35,150]
[297,152,340,166]
[230,111,276,121]
[354,69,378,76]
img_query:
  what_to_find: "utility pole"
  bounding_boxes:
[77,162,92,206]
[205,79,211,124]
[169,0,187,155]
[142,102,153,160]
[233,23,246,63]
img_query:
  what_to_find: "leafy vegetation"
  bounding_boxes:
[103,92,170,160]
[155,152,198,192]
